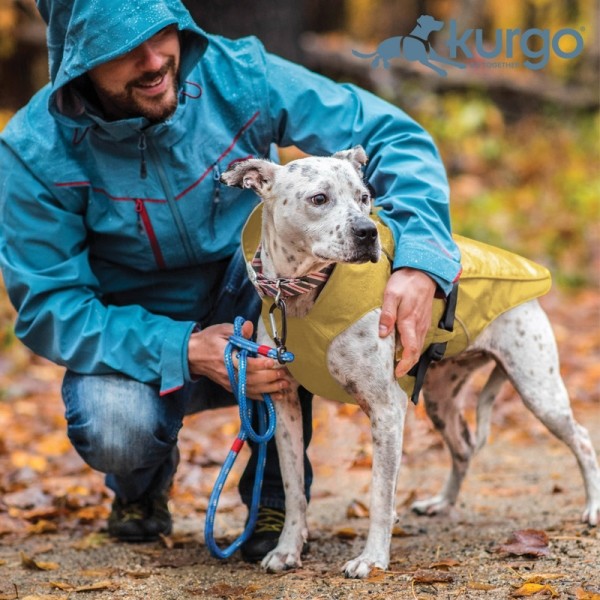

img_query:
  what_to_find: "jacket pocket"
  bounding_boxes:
[135,199,167,269]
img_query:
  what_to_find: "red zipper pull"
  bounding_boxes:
[135,199,144,234]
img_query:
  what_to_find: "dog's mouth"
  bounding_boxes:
[346,246,381,264]
[314,244,380,264]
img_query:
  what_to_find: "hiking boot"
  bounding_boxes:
[240,506,286,562]
[107,492,172,542]
[240,506,309,563]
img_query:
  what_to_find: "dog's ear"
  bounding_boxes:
[220,159,277,195]
[332,146,369,174]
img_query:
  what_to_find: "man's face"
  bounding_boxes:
[87,25,181,123]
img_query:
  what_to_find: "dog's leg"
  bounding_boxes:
[255,324,308,572]
[411,358,502,515]
[328,313,407,578]
[343,384,407,577]
[476,300,600,526]
[260,386,308,571]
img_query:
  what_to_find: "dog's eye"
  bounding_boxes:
[310,194,328,206]
[361,194,371,204]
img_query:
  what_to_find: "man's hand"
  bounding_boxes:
[188,321,292,400]
[378,268,436,377]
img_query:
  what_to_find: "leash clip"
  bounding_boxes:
[268,297,288,364]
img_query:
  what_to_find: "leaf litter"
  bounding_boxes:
[0,289,598,598]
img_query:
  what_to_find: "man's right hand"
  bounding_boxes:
[187,321,292,400]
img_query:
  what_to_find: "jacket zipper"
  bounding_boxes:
[144,137,198,264]
[138,133,148,179]
[135,199,167,269]
[209,164,221,239]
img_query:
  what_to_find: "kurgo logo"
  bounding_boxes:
[352,14,585,76]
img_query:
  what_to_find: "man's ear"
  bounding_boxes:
[220,159,278,195]
[332,145,368,174]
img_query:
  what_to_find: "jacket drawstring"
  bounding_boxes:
[138,133,148,179]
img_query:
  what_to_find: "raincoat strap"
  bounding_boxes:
[408,282,459,405]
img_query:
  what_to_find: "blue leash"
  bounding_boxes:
[204,316,294,558]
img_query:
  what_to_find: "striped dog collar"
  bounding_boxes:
[248,245,334,299]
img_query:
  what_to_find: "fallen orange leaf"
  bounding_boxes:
[35,432,72,456]
[26,519,58,534]
[468,582,497,591]
[512,583,559,597]
[366,567,386,582]
[0,513,25,535]
[75,505,109,522]
[497,529,551,557]
[429,558,461,570]
[391,525,413,537]
[71,532,109,549]
[49,581,116,592]
[20,551,59,571]
[413,570,454,584]
[351,449,372,468]
[334,527,358,539]
[576,590,600,600]
[10,450,47,472]
[346,499,369,518]
[524,574,566,584]
[79,568,116,578]
[21,507,60,521]
[48,582,73,591]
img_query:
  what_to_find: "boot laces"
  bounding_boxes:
[254,507,285,533]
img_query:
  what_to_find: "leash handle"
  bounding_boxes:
[204,316,294,559]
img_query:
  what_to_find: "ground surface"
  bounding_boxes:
[0,290,598,600]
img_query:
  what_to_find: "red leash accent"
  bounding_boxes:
[231,437,245,454]
[256,344,273,357]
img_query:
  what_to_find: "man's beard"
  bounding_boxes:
[95,57,179,124]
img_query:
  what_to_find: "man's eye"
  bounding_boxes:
[311,194,328,206]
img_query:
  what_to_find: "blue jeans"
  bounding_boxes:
[62,248,313,509]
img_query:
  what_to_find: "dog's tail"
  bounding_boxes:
[474,364,506,453]
[352,48,378,59]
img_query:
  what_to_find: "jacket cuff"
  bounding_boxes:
[159,320,197,396]
[392,243,462,296]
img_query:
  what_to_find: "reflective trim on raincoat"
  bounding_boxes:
[0,0,460,394]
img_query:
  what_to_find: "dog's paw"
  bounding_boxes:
[411,494,452,516]
[261,547,302,573]
[582,500,599,527]
[343,556,386,579]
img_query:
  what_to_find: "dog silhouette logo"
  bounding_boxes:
[352,15,466,77]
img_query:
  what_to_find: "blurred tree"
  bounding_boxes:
[0,0,47,111]
[304,0,346,33]
[346,0,420,41]
[183,0,304,62]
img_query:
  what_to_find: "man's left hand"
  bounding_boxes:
[378,268,436,377]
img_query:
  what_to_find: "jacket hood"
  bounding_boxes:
[36,0,208,121]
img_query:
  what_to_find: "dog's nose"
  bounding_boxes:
[352,221,378,243]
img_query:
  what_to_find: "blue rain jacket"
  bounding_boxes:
[0,0,461,395]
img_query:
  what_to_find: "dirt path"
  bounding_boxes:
[0,291,599,599]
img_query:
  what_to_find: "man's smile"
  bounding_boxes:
[133,72,170,96]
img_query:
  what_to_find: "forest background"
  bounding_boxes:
[0,1,598,599]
